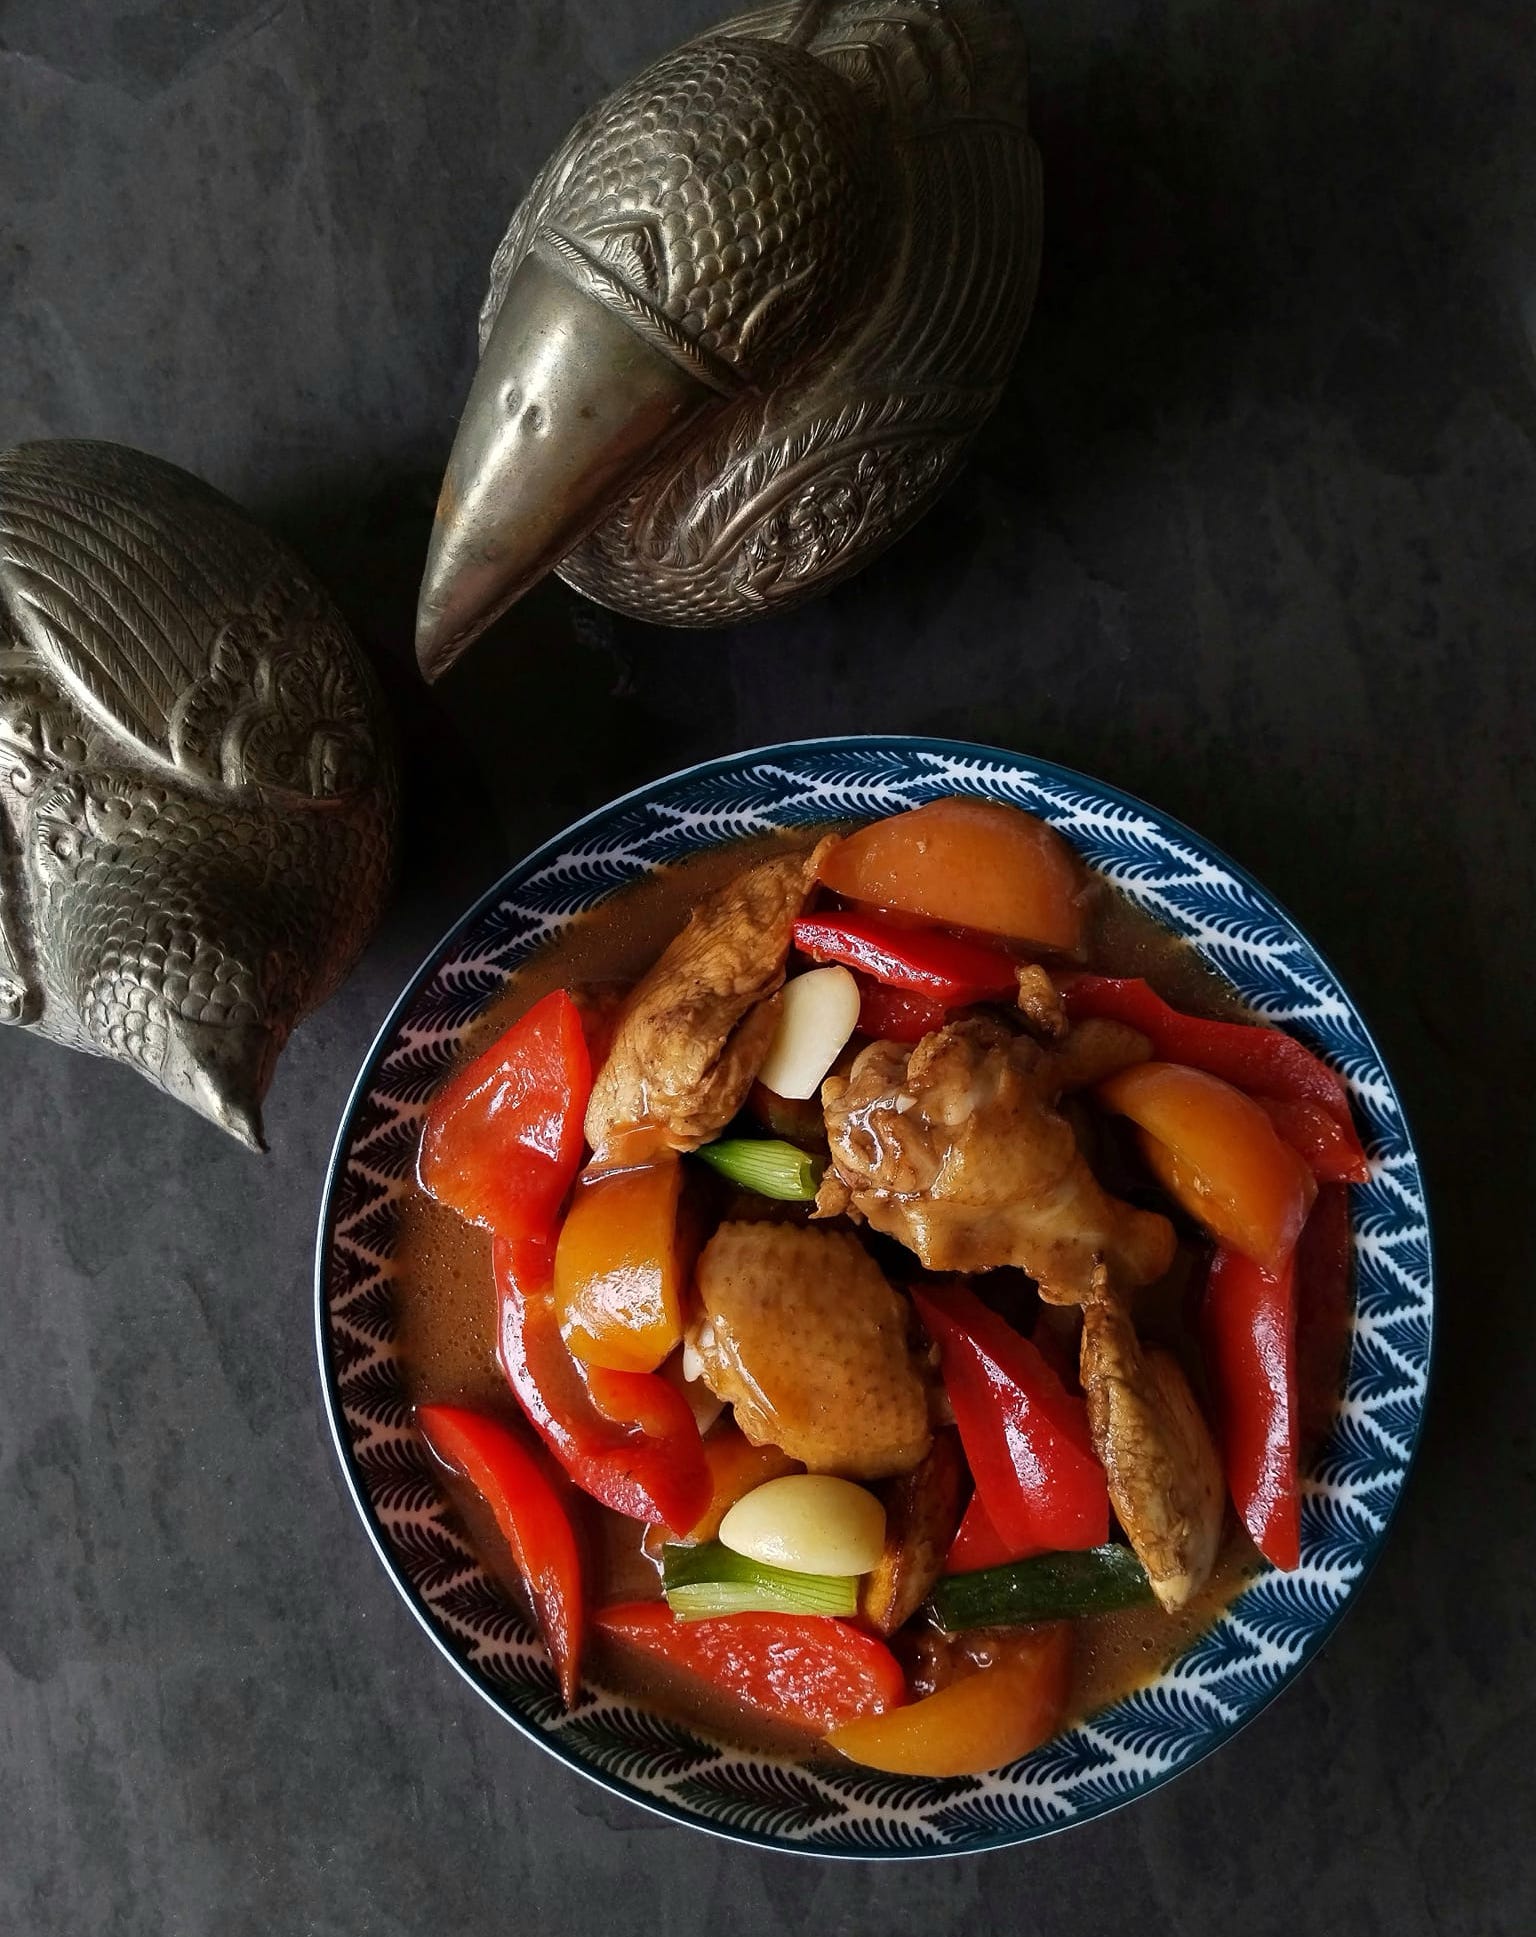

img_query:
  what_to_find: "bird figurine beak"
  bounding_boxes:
[415,251,717,682]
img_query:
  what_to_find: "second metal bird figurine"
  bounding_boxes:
[0,441,396,1148]
[417,0,1042,679]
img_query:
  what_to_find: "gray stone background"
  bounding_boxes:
[2,2,1532,1931]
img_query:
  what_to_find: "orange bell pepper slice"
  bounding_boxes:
[1060,973,1369,1183]
[594,1603,906,1733]
[554,1155,688,1373]
[827,1624,1073,1775]
[495,1237,710,1535]
[417,989,591,1243]
[816,798,1088,955]
[416,1402,585,1707]
[688,1424,803,1542]
[1097,1061,1317,1275]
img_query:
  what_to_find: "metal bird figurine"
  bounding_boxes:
[416,0,1041,679]
[0,441,395,1147]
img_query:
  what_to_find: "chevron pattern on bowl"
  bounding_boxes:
[317,738,1432,1857]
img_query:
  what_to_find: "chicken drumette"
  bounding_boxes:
[819,1015,1176,1302]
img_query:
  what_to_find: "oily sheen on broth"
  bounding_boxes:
[395,829,1264,1750]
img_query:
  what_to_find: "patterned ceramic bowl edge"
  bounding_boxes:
[315,737,1434,1858]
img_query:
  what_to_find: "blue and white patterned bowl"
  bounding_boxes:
[315,738,1433,1857]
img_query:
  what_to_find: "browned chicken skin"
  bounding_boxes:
[1015,962,1068,1040]
[584,838,833,1153]
[820,1016,1176,1302]
[688,1221,932,1480]
[1079,1295,1225,1611]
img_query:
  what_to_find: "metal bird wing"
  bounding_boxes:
[0,442,376,801]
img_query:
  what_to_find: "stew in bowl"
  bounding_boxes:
[318,740,1430,1855]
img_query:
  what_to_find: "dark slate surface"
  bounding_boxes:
[2,2,1532,1931]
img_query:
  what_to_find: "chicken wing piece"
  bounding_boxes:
[821,1016,1174,1302]
[688,1221,932,1480]
[585,837,833,1154]
[1079,1295,1225,1611]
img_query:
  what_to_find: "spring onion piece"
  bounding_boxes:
[929,1545,1155,1633]
[693,1137,824,1201]
[662,1540,859,1621]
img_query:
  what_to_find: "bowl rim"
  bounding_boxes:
[313,733,1435,1859]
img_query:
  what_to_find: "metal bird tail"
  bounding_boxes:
[158,1014,281,1151]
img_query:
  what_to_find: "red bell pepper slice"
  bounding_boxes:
[1201,1246,1301,1570]
[914,1283,1109,1554]
[593,1603,906,1733]
[417,988,593,1242]
[793,913,1019,1007]
[1058,974,1369,1184]
[944,1489,1021,1574]
[583,1362,703,1443]
[416,1402,585,1707]
[494,1237,710,1535]
[1295,1184,1353,1454]
[1252,1096,1367,1194]
[852,971,950,1043]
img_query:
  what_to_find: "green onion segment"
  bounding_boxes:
[661,1540,857,1621]
[692,1137,824,1201]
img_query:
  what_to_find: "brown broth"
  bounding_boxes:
[392,827,1264,1756]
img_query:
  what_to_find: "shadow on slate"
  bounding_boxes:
[2,0,1534,1931]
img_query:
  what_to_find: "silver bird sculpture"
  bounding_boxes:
[0,441,396,1147]
[416,0,1042,679]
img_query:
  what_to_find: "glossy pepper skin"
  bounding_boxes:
[914,1283,1109,1555]
[1059,974,1369,1184]
[1097,1061,1318,1277]
[417,988,592,1241]
[851,971,950,1043]
[554,1155,688,1373]
[826,1624,1072,1776]
[416,1403,585,1706]
[792,913,1019,1007]
[494,1237,710,1535]
[593,1603,906,1733]
[815,797,1088,955]
[944,1487,1019,1574]
[1202,1245,1301,1570]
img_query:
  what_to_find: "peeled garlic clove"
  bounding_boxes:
[718,1472,886,1576]
[755,966,861,1101]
